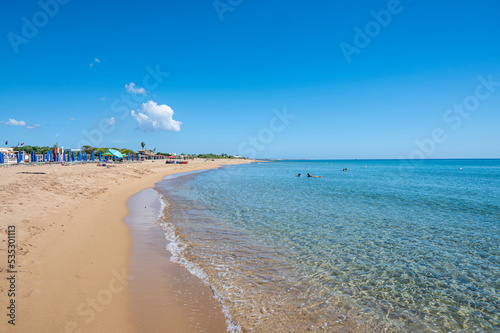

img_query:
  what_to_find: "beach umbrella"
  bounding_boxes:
[67,151,70,162]
[43,153,46,162]
[131,154,134,161]
[98,151,102,161]
[18,152,22,163]
[168,155,176,159]
[78,151,82,161]
[71,151,75,162]
[56,153,59,162]
[127,153,129,161]
[0,153,4,164]
[83,153,87,161]
[108,148,123,160]
[91,151,95,161]
[136,153,139,161]
[63,153,66,162]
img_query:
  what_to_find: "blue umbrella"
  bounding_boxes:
[99,151,102,161]
[43,153,46,162]
[67,151,70,162]
[78,151,82,161]
[56,153,59,162]
[18,152,22,163]
[91,151,95,161]
[127,153,129,161]
[0,153,4,164]
[71,151,75,162]
[83,153,87,161]
[108,149,124,160]
[131,154,134,161]
[136,153,139,161]
[63,152,66,162]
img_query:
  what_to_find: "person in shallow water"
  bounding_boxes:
[307,173,312,177]
[296,173,301,177]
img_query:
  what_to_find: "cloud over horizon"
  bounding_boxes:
[125,82,146,95]
[2,119,26,126]
[131,100,182,132]
[1,119,40,129]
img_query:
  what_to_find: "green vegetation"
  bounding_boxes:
[13,146,53,154]
[81,146,136,155]
[195,153,235,159]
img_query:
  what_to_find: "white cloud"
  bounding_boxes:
[68,117,76,121]
[125,82,146,95]
[99,97,106,101]
[106,117,115,126]
[89,57,101,69]
[1,119,39,129]
[2,119,26,126]
[131,100,182,132]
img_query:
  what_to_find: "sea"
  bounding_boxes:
[153,159,500,332]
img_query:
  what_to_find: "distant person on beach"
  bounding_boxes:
[296,173,301,177]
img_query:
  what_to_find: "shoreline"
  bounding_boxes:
[0,159,252,332]
[125,187,228,332]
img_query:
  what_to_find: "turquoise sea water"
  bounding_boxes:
[155,160,500,332]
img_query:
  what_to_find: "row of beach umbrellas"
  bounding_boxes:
[0,150,141,164]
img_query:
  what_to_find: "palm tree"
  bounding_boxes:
[141,142,145,150]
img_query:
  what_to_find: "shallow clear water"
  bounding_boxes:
[155,160,500,332]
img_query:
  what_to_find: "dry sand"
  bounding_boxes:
[0,159,252,332]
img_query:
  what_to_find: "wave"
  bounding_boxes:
[153,190,241,333]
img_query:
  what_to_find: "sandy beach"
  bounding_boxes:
[0,159,251,332]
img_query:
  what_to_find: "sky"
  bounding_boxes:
[0,0,499,159]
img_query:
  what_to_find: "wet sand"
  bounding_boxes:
[125,187,228,332]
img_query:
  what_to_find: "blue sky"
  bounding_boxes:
[1,0,499,159]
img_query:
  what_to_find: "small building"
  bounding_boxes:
[138,149,155,156]
[0,147,14,154]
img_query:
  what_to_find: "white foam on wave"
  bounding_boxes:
[154,191,241,333]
